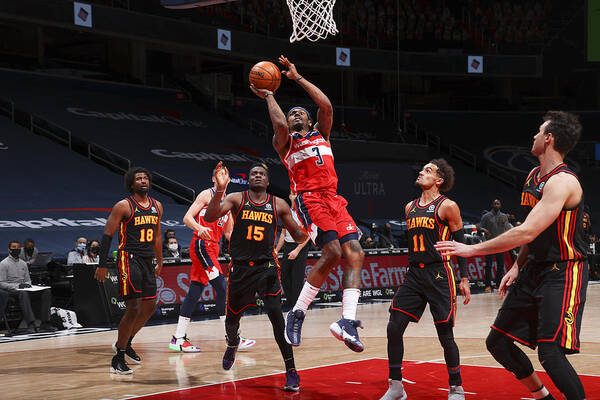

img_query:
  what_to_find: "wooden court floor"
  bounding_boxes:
[2,284,599,400]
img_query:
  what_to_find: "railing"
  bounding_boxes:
[88,142,131,173]
[30,114,72,149]
[151,171,195,204]
[0,98,14,121]
[449,144,476,168]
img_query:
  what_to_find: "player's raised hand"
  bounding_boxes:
[434,240,475,258]
[250,83,273,99]
[278,55,300,80]
[214,161,230,191]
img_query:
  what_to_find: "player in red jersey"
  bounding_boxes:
[251,55,365,352]
[169,165,255,352]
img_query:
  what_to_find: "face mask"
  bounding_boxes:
[168,244,178,251]
[25,248,34,256]
[9,248,20,258]
[77,243,86,252]
[90,246,100,254]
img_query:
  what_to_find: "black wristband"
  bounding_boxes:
[264,93,271,99]
[451,229,469,279]
[99,233,113,269]
[296,76,303,81]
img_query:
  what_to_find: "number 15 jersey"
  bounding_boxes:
[230,192,278,263]
[406,195,451,266]
[283,129,338,193]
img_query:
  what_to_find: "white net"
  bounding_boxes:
[286,0,338,43]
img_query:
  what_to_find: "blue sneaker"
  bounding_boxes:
[329,318,365,352]
[284,368,300,392]
[284,309,305,346]
[222,344,238,370]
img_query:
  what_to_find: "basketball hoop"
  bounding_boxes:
[286,0,338,43]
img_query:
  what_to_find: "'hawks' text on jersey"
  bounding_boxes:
[406,195,451,266]
[118,196,160,257]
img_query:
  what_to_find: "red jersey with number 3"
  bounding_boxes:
[283,129,338,193]
[194,188,230,243]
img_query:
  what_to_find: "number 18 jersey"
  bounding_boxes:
[283,129,338,193]
[118,196,160,257]
[406,195,451,266]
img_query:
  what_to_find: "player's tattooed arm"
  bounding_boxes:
[279,55,333,140]
[276,197,308,243]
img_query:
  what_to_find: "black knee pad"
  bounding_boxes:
[486,330,533,380]
[436,323,455,347]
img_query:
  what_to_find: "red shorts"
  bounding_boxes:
[189,237,223,285]
[295,191,358,247]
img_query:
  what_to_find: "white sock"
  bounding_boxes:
[532,385,550,399]
[342,288,360,320]
[293,282,320,313]
[175,316,190,338]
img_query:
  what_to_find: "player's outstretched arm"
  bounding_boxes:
[249,84,289,157]
[279,55,333,140]
[204,162,240,222]
[153,201,164,277]
[438,200,471,305]
[276,197,308,244]
[94,200,130,282]
[435,172,580,257]
[183,189,213,240]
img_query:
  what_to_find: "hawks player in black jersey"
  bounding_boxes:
[437,111,587,400]
[380,158,471,400]
[94,167,163,375]
[204,161,308,392]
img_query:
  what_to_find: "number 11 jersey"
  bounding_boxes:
[405,195,451,266]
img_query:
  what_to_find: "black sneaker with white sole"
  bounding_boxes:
[112,342,142,364]
[110,354,133,375]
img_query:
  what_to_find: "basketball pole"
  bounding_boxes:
[396,0,401,141]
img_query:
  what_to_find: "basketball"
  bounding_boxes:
[249,61,281,92]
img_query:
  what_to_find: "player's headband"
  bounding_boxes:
[287,106,312,122]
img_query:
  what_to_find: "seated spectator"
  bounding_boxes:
[163,229,177,252]
[19,238,39,267]
[67,237,87,265]
[163,237,181,260]
[377,223,398,248]
[0,240,56,333]
[82,239,100,264]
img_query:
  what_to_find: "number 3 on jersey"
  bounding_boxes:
[311,147,324,166]
[246,225,265,241]
[412,234,425,252]
[139,228,154,242]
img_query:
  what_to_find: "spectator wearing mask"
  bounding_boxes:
[478,199,512,292]
[67,237,87,265]
[19,238,39,267]
[378,223,398,248]
[0,240,56,333]
[163,237,181,260]
[83,239,100,264]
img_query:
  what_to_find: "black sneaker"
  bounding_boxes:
[284,369,300,392]
[110,354,133,375]
[222,345,238,370]
[112,342,141,364]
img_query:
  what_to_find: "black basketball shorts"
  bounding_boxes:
[117,251,157,301]
[226,260,281,315]
[491,259,588,354]
[390,262,457,326]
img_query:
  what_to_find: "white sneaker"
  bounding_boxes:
[379,379,407,400]
[448,385,465,400]
[239,336,256,350]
